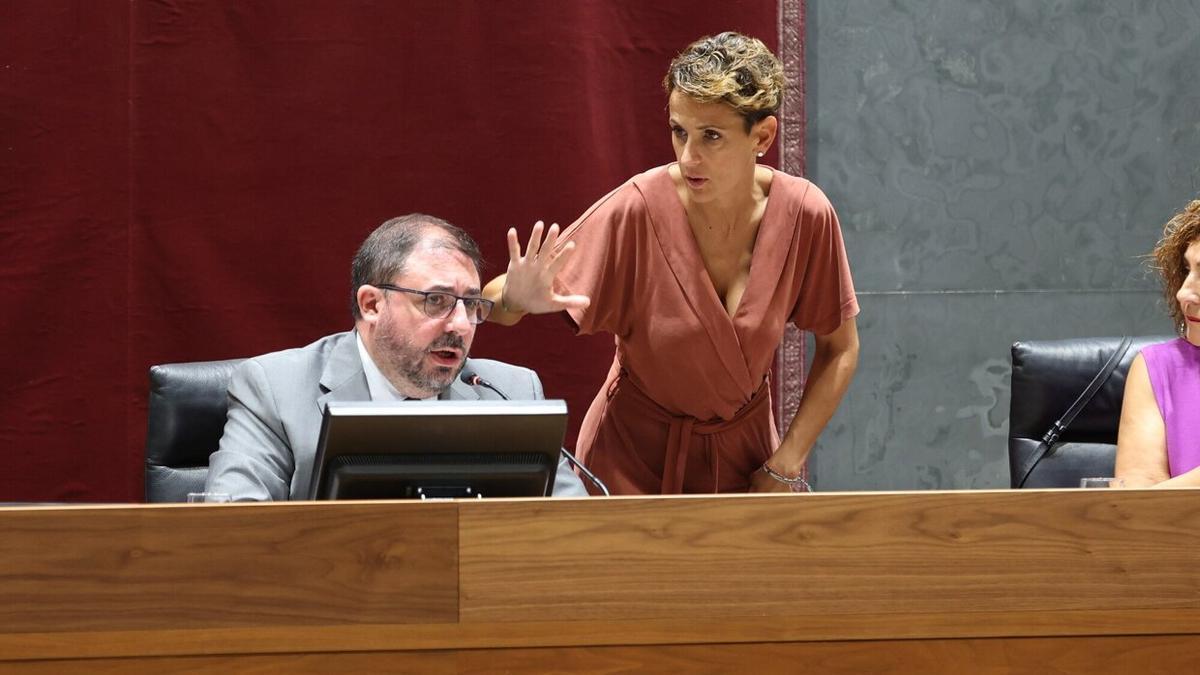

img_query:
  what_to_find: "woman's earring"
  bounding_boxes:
[756,151,765,158]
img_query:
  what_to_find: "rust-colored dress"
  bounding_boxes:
[558,164,858,494]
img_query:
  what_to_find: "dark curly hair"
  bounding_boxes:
[1151,199,1200,334]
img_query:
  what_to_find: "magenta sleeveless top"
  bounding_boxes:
[1140,338,1200,477]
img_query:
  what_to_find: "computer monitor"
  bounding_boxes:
[307,399,567,500]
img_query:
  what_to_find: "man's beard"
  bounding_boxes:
[375,322,467,398]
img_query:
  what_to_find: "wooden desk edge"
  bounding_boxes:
[2,608,1199,662]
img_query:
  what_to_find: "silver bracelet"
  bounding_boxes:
[760,463,812,492]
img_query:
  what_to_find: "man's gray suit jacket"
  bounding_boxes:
[206,330,587,500]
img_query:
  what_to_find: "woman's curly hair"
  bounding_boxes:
[1151,199,1200,333]
[663,31,785,130]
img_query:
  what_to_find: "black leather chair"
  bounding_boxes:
[144,358,246,502]
[1008,336,1170,488]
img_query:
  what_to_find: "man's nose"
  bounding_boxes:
[446,298,474,332]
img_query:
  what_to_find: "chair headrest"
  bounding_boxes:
[145,358,246,468]
[1009,336,1171,442]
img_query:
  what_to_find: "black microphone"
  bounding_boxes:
[460,371,492,391]
[459,370,611,496]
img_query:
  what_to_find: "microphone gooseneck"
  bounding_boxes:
[555,445,611,497]
[460,370,611,496]
[460,370,509,400]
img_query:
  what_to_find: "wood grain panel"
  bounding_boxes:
[467,634,1200,675]
[0,502,458,633]
[6,635,1199,674]
[0,651,458,674]
[446,635,1200,675]
[2,491,1198,666]
[4,607,1200,661]
[458,490,1200,623]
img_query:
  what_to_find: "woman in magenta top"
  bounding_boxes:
[1116,199,1200,486]
[482,32,859,494]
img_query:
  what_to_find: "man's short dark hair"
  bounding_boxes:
[350,214,484,320]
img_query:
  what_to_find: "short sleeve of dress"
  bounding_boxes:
[552,180,647,337]
[790,184,859,335]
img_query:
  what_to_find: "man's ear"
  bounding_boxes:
[356,284,384,321]
[753,115,779,154]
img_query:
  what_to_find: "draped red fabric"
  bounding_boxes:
[1,1,782,501]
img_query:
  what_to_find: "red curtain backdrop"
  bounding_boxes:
[1,1,783,502]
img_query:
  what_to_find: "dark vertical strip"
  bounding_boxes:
[774,0,810,483]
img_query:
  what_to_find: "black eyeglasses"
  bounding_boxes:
[374,283,494,324]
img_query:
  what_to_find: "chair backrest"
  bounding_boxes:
[1008,335,1170,488]
[144,358,245,502]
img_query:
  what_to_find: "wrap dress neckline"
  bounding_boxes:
[639,164,793,409]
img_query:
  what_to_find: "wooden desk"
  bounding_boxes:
[1,490,1198,673]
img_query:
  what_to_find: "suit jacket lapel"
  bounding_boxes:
[316,331,371,413]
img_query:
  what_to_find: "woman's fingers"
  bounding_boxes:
[509,220,566,267]
[506,227,521,261]
[504,220,577,315]
[524,220,545,258]
[541,222,562,254]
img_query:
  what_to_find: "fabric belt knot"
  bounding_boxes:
[621,374,772,494]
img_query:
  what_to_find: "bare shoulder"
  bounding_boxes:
[1115,351,1169,484]
[1123,352,1152,398]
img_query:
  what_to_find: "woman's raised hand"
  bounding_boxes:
[502,221,590,315]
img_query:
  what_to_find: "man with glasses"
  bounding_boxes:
[206,214,587,500]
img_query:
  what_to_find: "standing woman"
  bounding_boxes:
[484,32,860,494]
[1116,200,1200,487]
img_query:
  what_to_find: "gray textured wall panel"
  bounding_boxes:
[806,0,1200,489]
[810,290,1167,490]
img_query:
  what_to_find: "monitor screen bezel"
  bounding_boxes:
[306,399,567,500]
